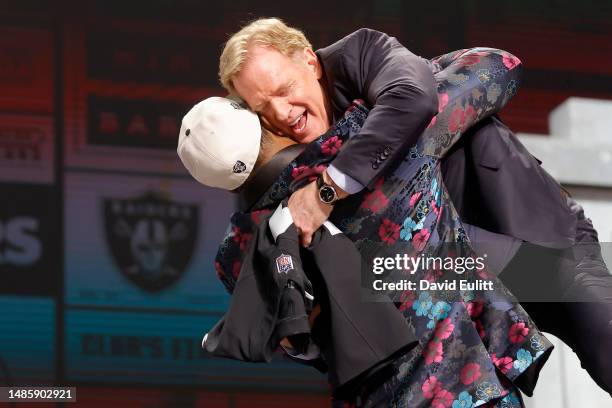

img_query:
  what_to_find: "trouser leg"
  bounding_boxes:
[553,205,612,397]
[498,202,612,397]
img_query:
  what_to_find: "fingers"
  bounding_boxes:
[287,180,331,247]
[299,230,313,248]
[308,304,321,328]
[295,224,313,247]
[280,337,294,349]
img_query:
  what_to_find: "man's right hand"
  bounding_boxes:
[308,304,321,327]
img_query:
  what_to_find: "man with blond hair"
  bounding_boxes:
[219,18,439,248]
[215,18,612,397]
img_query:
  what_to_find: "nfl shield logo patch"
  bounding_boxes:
[275,254,294,274]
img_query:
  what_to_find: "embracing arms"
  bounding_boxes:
[316,28,439,190]
[423,47,523,158]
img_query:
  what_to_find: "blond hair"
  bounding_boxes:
[219,18,312,95]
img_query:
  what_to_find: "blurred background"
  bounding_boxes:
[0,0,611,406]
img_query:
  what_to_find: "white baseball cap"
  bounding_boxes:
[177,96,261,190]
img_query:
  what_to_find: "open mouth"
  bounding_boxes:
[289,111,308,134]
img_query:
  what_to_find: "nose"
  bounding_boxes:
[269,98,292,125]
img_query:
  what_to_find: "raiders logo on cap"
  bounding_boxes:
[232,160,247,173]
[230,101,244,110]
[276,254,294,274]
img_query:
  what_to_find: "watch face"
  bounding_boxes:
[319,185,336,203]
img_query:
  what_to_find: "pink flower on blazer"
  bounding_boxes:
[321,135,343,155]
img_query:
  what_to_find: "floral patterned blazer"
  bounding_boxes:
[213,48,552,407]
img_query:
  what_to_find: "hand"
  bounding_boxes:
[288,171,348,247]
[308,304,321,327]
[288,180,332,247]
[280,337,294,349]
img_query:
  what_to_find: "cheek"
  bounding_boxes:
[289,86,308,106]
[306,82,326,116]
[259,115,274,129]
[259,109,273,123]
[292,77,319,107]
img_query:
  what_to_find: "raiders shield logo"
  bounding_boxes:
[233,160,246,173]
[103,191,198,292]
[275,254,294,274]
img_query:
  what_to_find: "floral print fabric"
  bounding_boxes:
[214,48,552,408]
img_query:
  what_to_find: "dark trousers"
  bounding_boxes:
[498,203,612,396]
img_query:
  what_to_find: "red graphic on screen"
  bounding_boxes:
[63,21,225,174]
[0,114,54,184]
[0,27,53,114]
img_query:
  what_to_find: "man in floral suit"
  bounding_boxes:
[218,18,612,397]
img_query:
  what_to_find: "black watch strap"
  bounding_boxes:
[317,173,338,204]
[316,173,324,189]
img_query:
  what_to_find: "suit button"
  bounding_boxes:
[372,163,379,169]
[383,147,392,155]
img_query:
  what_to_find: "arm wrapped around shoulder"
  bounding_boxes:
[321,28,439,189]
[421,47,524,157]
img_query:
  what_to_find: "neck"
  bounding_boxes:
[258,134,297,167]
[319,73,334,130]
[238,142,306,210]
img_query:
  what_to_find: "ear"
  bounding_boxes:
[302,47,322,79]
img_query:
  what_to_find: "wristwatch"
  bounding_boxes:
[316,173,339,205]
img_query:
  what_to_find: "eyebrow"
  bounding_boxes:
[280,80,295,94]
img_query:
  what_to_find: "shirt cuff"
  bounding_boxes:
[281,340,321,360]
[327,164,364,194]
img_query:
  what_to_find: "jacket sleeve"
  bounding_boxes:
[281,342,329,374]
[428,47,523,158]
[204,214,312,363]
[318,28,438,189]
[259,205,314,354]
[203,230,280,363]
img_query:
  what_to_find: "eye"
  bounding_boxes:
[277,87,289,97]
[279,81,295,96]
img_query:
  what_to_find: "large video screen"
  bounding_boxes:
[0,183,60,296]
[0,296,55,386]
[63,21,220,175]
